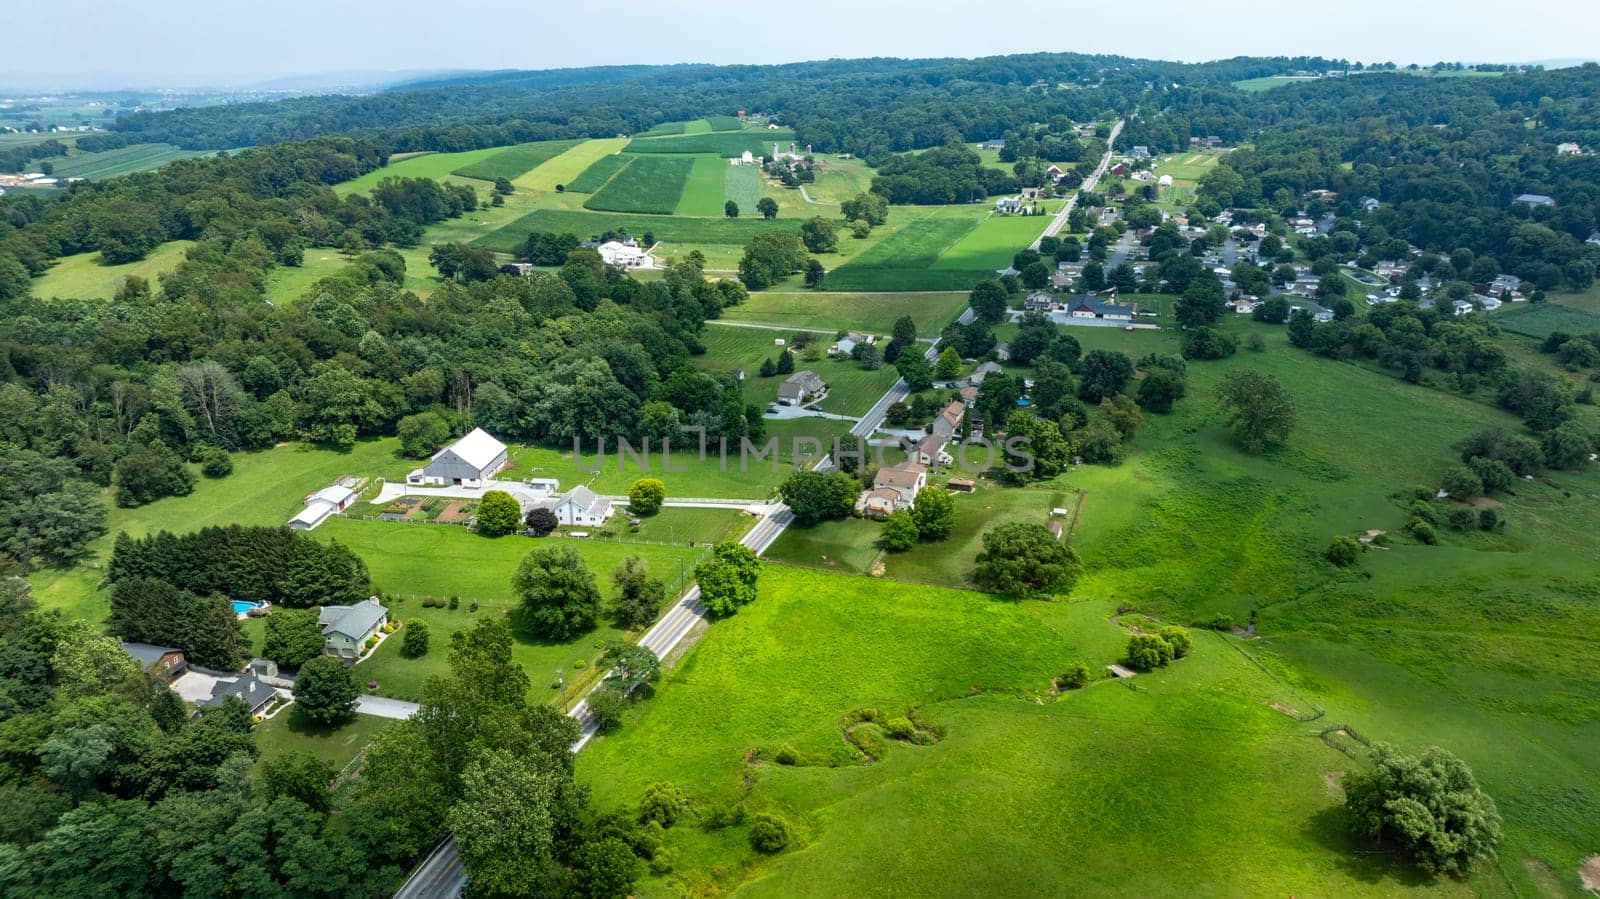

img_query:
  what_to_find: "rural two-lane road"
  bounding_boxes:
[1030,118,1123,251]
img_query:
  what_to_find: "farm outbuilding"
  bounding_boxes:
[409,428,508,487]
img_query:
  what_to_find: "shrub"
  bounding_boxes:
[1324,535,1361,567]
[1440,464,1483,500]
[1448,507,1476,530]
[639,782,688,827]
[748,813,793,853]
[526,506,559,536]
[1157,625,1192,659]
[877,510,919,552]
[1126,633,1173,671]
[587,684,627,733]
[1204,613,1234,631]
[196,445,233,478]
[1467,456,1515,494]
[1408,501,1437,525]
[1408,519,1438,545]
[1057,660,1091,690]
[448,595,460,610]
[628,478,666,515]
[1478,508,1502,531]
[401,619,430,658]
[884,717,916,740]
[772,745,800,766]
[475,489,522,536]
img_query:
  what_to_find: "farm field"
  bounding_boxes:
[694,326,900,416]
[626,129,793,157]
[334,147,502,196]
[317,515,724,703]
[929,213,1044,271]
[585,155,696,214]
[510,138,631,192]
[723,162,762,214]
[798,156,874,207]
[450,138,584,181]
[577,566,1406,898]
[719,290,967,334]
[46,142,207,179]
[822,204,992,291]
[672,155,734,216]
[30,239,196,300]
[567,152,633,193]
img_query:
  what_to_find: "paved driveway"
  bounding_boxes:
[354,695,419,720]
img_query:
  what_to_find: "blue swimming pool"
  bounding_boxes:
[230,600,262,615]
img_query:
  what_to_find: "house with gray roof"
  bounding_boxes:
[1514,193,1555,207]
[777,370,826,405]
[544,485,613,527]
[199,671,279,717]
[319,597,389,660]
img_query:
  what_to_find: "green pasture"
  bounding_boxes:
[30,239,196,300]
[1495,302,1600,339]
[930,213,1043,271]
[695,326,900,416]
[823,205,991,291]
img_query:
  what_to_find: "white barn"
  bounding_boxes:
[408,428,508,487]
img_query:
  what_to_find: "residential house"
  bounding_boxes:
[1589,232,1600,247]
[1229,297,1258,314]
[1157,174,1173,188]
[994,197,1023,215]
[319,597,389,660]
[1025,291,1057,311]
[1514,194,1555,207]
[968,362,1003,386]
[1452,299,1476,317]
[995,265,1021,278]
[1359,196,1380,213]
[1130,170,1154,182]
[122,643,188,681]
[597,239,656,268]
[994,342,1012,362]
[958,386,979,406]
[288,484,357,531]
[856,461,926,517]
[829,333,873,357]
[409,428,508,487]
[1557,142,1582,156]
[980,139,1006,151]
[1480,296,1503,311]
[1129,145,1151,159]
[1489,274,1522,298]
[931,400,966,437]
[199,671,279,717]
[912,433,953,468]
[777,370,826,405]
[499,262,534,277]
[1313,309,1335,323]
[545,485,613,527]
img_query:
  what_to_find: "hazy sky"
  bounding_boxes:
[6,0,1599,88]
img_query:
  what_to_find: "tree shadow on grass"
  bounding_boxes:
[1300,805,1440,888]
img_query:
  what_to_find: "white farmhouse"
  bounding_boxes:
[543,485,613,527]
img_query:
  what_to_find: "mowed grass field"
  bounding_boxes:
[46,142,207,179]
[30,239,197,300]
[719,291,967,335]
[1494,302,1600,339]
[585,155,695,214]
[695,327,900,416]
[451,138,584,181]
[316,516,726,704]
[578,566,1415,898]
[334,147,503,196]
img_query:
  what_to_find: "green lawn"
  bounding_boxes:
[253,708,392,772]
[318,516,724,703]
[577,566,1423,898]
[585,155,695,214]
[504,443,789,500]
[450,139,584,181]
[31,240,196,300]
[719,291,967,335]
[695,327,900,416]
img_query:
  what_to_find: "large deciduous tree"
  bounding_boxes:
[513,546,601,640]
[1216,369,1295,453]
[1343,744,1502,875]
[293,655,359,725]
[694,541,761,617]
[778,470,859,525]
[972,522,1082,597]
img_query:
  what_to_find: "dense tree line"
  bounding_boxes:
[871,142,1017,205]
[109,526,371,608]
